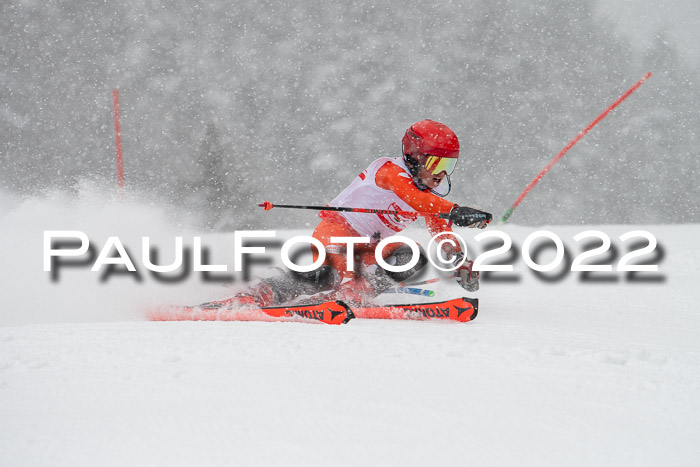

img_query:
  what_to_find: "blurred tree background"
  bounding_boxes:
[2,0,698,228]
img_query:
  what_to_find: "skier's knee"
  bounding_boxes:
[383,244,427,282]
[261,266,339,305]
[293,265,340,292]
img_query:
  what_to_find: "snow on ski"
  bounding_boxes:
[148,300,354,325]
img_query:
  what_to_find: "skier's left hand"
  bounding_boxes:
[452,253,479,292]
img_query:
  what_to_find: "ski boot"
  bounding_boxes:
[218,266,340,309]
[206,281,276,309]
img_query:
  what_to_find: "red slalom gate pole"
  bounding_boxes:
[112,89,124,191]
[500,72,652,223]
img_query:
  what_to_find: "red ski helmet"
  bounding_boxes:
[402,120,460,175]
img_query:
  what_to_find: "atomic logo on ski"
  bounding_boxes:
[352,297,479,323]
[147,300,354,325]
[329,308,345,321]
[455,306,472,319]
[278,302,353,324]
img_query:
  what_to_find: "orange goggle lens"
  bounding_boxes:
[425,155,458,175]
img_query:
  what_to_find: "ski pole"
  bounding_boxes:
[398,277,443,287]
[384,287,436,297]
[259,201,492,226]
[260,200,440,220]
[500,72,652,223]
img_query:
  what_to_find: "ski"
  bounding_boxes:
[352,297,478,322]
[148,300,354,325]
[147,297,477,324]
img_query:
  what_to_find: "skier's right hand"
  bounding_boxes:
[449,205,492,228]
[453,253,479,292]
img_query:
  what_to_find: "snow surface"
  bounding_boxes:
[1,192,699,466]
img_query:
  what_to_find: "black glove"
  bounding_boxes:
[453,252,479,292]
[449,205,492,228]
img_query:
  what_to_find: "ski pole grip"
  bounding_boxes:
[259,201,274,211]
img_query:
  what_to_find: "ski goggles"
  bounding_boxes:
[424,154,458,175]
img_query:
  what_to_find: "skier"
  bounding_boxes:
[235,119,492,307]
